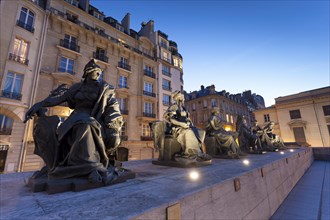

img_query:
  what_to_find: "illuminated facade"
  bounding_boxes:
[254,87,330,147]
[0,0,183,173]
[184,85,263,131]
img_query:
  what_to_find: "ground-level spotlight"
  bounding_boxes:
[242,159,250,165]
[189,171,199,181]
[280,151,285,154]
[290,149,294,152]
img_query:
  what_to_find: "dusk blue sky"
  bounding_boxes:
[91,0,329,107]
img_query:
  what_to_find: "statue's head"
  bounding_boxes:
[269,121,275,127]
[211,107,220,115]
[171,90,184,103]
[82,59,102,81]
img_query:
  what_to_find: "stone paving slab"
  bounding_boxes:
[0,148,311,219]
[271,160,330,220]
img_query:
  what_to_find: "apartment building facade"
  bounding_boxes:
[0,0,183,173]
[184,85,263,131]
[254,87,330,147]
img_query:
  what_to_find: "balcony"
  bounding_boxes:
[16,20,34,33]
[8,53,29,65]
[118,62,131,71]
[93,52,108,63]
[118,84,129,89]
[162,57,171,63]
[120,109,129,115]
[144,70,156,79]
[162,70,171,77]
[58,68,75,75]
[1,90,22,101]
[143,91,156,97]
[162,85,172,91]
[143,112,156,118]
[121,135,128,141]
[0,128,12,135]
[140,136,153,141]
[59,39,80,53]
[163,101,170,106]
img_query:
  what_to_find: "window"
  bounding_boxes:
[203,100,207,108]
[64,34,76,46]
[118,98,127,110]
[119,57,130,71]
[162,79,171,91]
[163,94,170,105]
[93,11,104,20]
[94,48,108,62]
[142,124,151,137]
[226,114,229,122]
[264,114,270,122]
[144,65,155,78]
[289,110,301,119]
[192,103,196,111]
[65,0,78,6]
[203,113,208,121]
[327,125,330,135]
[119,76,127,88]
[144,82,153,93]
[323,105,330,116]
[3,72,23,100]
[116,24,124,32]
[59,57,74,75]
[18,7,35,33]
[121,121,127,137]
[230,115,234,124]
[97,71,104,82]
[0,114,13,135]
[211,99,217,107]
[160,39,167,49]
[163,51,170,62]
[162,65,170,76]
[10,38,29,65]
[173,58,179,67]
[144,102,153,114]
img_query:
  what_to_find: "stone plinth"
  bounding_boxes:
[0,148,313,219]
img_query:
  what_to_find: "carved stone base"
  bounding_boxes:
[162,136,182,161]
[152,159,212,168]
[26,169,135,194]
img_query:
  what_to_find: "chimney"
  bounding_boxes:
[138,20,154,38]
[201,85,205,90]
[121,13,130,35]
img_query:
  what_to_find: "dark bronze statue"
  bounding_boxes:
[151,91,211,166]
[236,115,264,154]
[263,121,286,150]
[205,107,240,158]
[25,59,124,185]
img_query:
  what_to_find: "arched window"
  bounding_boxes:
[17,7,35,33]
[0,114,13,135]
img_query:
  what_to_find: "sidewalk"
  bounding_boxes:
[271,160,330,220]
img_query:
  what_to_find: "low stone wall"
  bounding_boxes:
[134,148,313,220]
[312,147,330,161]
[0,148,313,220]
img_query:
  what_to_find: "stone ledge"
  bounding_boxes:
[0,148,313,219]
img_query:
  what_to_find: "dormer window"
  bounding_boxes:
[160,39,167,49]
[93,11,104,20]
[116,24,124,32]
[65,0,79,7]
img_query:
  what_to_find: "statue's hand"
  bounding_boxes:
[24,102,42,123]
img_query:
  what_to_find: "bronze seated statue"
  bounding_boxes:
[204,108,241,159]
[150,91,211,167]
[24,59,134,193]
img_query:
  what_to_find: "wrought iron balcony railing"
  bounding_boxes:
[58,67,75,75]
[162,85,172,91]
[143,112,156,118]
[162,70,171,77]
[144,70,156,79]
[16,20,34,33]
[93,52,108,63]
[140,136,153,141]
[0,128,12,135]
[120,109,129,115]
[9,53,29,65]
[118,62,131,71]
[1,90,22,100]
[59,39,80,53]
[143,91,156,97]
